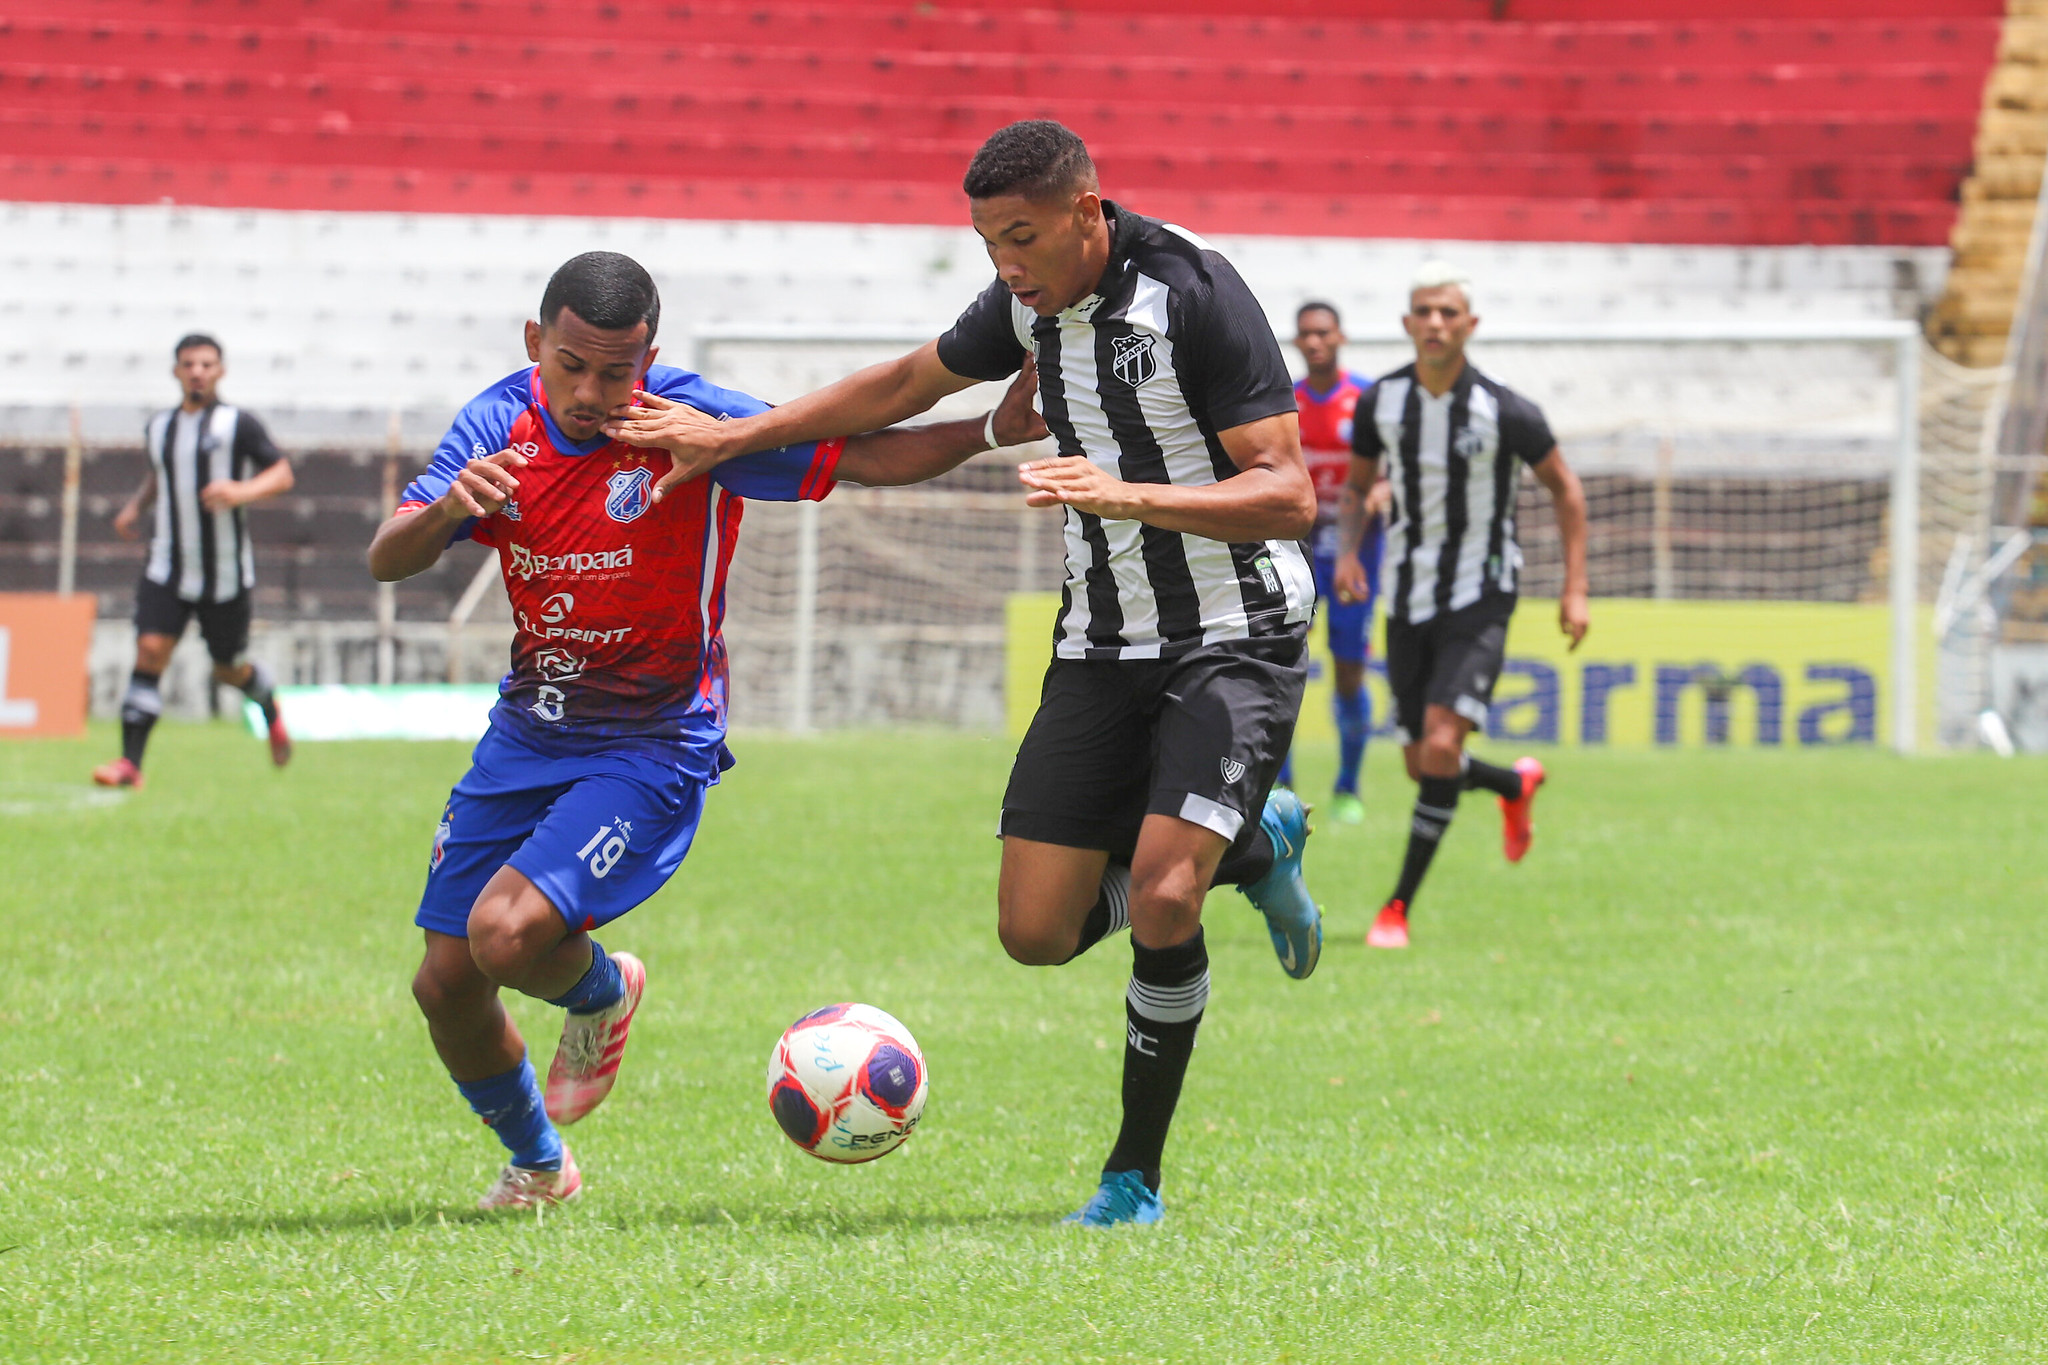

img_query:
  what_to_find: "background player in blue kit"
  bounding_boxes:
[369,252,1042,1209]
[1277,303,1385,824]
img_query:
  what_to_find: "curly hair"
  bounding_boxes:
[961,121,1099,201]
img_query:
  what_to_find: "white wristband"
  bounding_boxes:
[983,409,1001,452]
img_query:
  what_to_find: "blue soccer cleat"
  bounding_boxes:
[1062,1170,1164,1228]
[1238,788,1322,980]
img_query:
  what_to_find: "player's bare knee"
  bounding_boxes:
[411,956,484,1019]
[1127,875,1203,949]
[995,902,1075,966]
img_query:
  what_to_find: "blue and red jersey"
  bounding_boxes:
[1294,370,1381,562]
[399,364,841,776]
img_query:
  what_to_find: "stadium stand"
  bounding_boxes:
[0,0,2002,243]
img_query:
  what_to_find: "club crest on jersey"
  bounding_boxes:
[430,806,452,871]
[606,466,654,523]
[1111,333,1158,387]
[1454,426,1488,458]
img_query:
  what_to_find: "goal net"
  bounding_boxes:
[693,324,2002,750]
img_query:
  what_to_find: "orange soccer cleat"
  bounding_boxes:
[1499,757,1546,864]
[266,711,293,767]
[545,951,646,1125]
[1367,900,1409,950]
[91,757,144,789]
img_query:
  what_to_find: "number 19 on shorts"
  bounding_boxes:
[577,819,632,879]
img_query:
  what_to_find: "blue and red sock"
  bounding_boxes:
[546,940,624,1015]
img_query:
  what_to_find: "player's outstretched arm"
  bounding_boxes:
[367,448,527,582]
[1531,446,1590,649]
[836,359,1047,488]
[605,340,982,500]
[1016,411,1316,543]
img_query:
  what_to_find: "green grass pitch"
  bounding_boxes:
[3,721,2045,1364]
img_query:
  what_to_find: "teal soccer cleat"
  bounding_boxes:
[1238,788,1322,980]
[1062,1170,1164,1228]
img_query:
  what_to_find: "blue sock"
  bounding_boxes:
[1335,687,1370,795]
[455,1057,562,1170]
[1276,752,1295,790]
[546,939,624,1015]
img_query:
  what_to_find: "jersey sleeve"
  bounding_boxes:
[232,412,284,472]
[936,278,1028,382]
[1349,389,1385,461]
[1498,390,1557,466]
[712,437,846,502]
[399,392,517,543]
[1174,258,1296,433]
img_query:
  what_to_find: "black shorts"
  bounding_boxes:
[1001,630,1308,862]
[1384,592,1515,744]
[134,576,251,665]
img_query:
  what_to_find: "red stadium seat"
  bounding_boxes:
[0,0,2003,245]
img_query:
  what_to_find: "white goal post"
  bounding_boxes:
[691,319,1964,752]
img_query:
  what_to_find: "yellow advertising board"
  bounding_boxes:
[1006,594,1933,748]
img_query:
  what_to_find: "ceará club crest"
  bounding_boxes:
[605,466,654,523]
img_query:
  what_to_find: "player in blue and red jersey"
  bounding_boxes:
[370,253,1041,1209]
[1277,302,1385,825]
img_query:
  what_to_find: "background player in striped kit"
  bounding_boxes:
[94,334,295,789]
[608,121,1324,1229]
[1335,263,1589,950]
[1276,301,1386,824]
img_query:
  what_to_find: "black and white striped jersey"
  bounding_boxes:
[937,203,1314,661]
[141,403,284,604]
[1350,363,1556,626]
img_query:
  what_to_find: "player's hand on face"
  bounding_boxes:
[1332,554,1370,605]
[1560,589,1590,651]
[438,447,527,521]
[198,478,247,513]
[990,356,1049,449]
[1017,455,1139,520]
[604,391,728,503]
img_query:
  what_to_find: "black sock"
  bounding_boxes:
[1061,864,1131,963]
[237,660,280,724]
[1213,825,1274,888]
[1462,754,1522,800]
[119,670,163,767]
[1391,776,1461,908]
[1105,929,1209,1193]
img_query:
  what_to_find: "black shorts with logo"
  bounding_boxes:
[1001,629,1308,863]
[1383,591,1515,744]
[134,576,251,665]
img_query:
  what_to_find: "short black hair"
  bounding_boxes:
[962,121,1098,201]
[540,251,660,344]
[173,333,222,360]
[1297,301,1342,328]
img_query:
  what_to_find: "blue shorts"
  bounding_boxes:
[416,722,709,938]
[1312,549,1380,665]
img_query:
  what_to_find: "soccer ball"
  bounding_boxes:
[765,1003,928,1163]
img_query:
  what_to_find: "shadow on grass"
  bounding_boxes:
[152,1201,1062,1238]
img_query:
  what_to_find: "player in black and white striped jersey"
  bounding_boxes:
[1335,263,1590,950]
[608,122,1324,1229]
[94,334,296,789]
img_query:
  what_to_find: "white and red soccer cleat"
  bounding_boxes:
[1367,900,1410,950]
[1499,756,1546,864]
[545,951,646,1125]
[266,712,293,767]
[477,1144,581,1212]
[91,757,144,789]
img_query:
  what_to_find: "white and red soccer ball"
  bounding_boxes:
[766,1003,928,1163]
